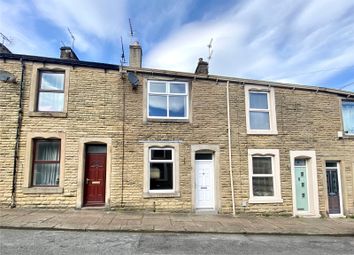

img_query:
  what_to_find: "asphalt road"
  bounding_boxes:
[0,229,353,255]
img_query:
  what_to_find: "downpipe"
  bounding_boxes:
[226,80,236,216]
[10,59,25,208]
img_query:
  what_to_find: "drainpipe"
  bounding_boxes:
[226,80,236,216]
[11,59,25,208]
[120,67,126,208]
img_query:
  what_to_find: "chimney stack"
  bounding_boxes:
[129,41,142,68]
[0,43,12,54]
[195,58,208,75]
[60,46,79,60]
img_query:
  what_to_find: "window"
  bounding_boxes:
[143,143,180,197]
[37,71,65,112]
[248,149,282,203]
[245,86,277,134]
[147,80,188,119]
[249,92,270,130]
[251,157,274,196]
[149,148,174,191]
[29,64,70,117]
[342,101,354,135]
[32,139,61,186]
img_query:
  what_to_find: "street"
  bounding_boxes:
[0,229,353,255]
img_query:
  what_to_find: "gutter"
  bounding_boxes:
[125,67,354,97]
[11,58,25,208]
[226,81,236,216]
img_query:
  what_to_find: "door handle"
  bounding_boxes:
[86,178,90,184]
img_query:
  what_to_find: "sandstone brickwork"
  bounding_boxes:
[1,56,353,216]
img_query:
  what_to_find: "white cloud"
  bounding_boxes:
[144,0,354,90]
[31,0,127,54]
[33,0,126,40]
[2,0,353,91]
[0,0,55,56]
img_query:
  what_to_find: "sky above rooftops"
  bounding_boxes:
[0,0,353,91]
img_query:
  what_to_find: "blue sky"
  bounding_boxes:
[1,0,354,91]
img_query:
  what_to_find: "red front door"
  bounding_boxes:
[84,152,106,206]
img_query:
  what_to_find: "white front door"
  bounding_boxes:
[195,154,215,210]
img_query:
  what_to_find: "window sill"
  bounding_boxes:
[248,197,283,204]
[247,130,278,135]
[343,134,354,139]
[29,111,67,118]
[22,187,64,194]
[143,191,180,198]
[146,118,189,123]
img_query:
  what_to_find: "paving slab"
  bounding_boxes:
[0,208,353,236]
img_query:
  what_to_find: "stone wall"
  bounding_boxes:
[0,58,353,216]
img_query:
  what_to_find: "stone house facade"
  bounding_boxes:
[1,43,353,217]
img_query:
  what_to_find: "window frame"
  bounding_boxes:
[341,100,354,136]
[251,156,275,197]
[147,80,189,120]
[245,85,278,135]
[23,132,65,194]
[31,139,61,187]
[148,147,174,192]
[143,142,180,198]
[37,70,65,112]
[248,149,282,203]
[29,63,70,118]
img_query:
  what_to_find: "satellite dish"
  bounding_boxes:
[0,70,16,83]
[128,72,139,89]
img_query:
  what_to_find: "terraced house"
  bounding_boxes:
[1,41,353,218]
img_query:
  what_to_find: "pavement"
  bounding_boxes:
[0,208,353,236]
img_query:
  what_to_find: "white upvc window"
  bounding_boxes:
[245,85,277,134]
[147,80,188,119]
[342,100,354,135]
[248,149,282,203]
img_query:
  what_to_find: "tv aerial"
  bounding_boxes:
[207,38,213,63]
[0,32,12,46]
[120,36,126,65]
[67,27,76,48]
[128,18,138,44]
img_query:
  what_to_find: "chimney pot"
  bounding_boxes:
[0,43,12,54]
[60,46,79,60]
[195,57,209,75]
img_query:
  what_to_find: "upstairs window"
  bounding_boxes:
[342,101,354,135]
[37,71,65,112]
[147,81,188,119]
[249,91,270,130]
[32,139,61,186]
[245,86,277,134]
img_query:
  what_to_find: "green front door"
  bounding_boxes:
[295,159,308,211]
